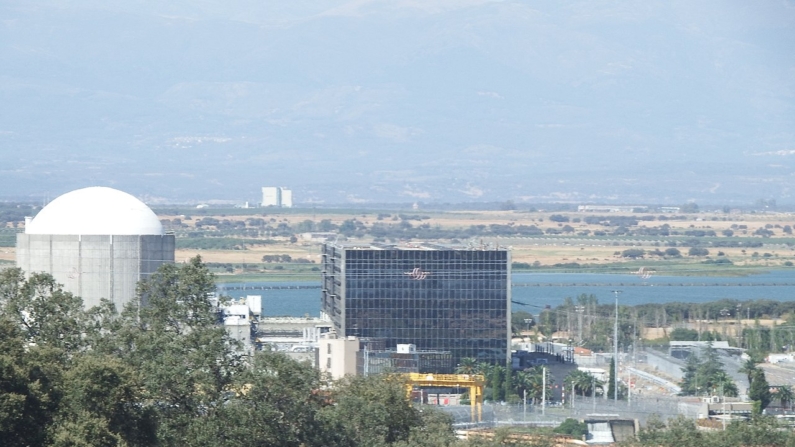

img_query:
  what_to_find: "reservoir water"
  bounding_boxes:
[216,270,795,317]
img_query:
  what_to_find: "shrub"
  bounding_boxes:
[554,418,587,437]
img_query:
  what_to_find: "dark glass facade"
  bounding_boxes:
[321,244,511,367]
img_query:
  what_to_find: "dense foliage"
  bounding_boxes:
[525,293,795,356]
[151,212,790,254]
[6,259,795,445]
[624,415,795,447]
[0,259,465,447]
[552,418,587,438]
[679,344,738,397]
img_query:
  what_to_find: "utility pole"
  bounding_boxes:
[611,290,622,401]
[721,383,726,431]
[627,366,631,407]
[363,344,369,376]
[542,366,546,416]
[571,385,576,410]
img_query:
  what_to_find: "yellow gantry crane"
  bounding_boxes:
[404,373,485,422]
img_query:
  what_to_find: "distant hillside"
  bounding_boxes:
[1,1,793,205]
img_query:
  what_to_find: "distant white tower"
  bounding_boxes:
[281,189,293,208]
[262,187,280,207]
[261,187,293,208]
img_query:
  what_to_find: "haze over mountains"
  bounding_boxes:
[1,1,793,205]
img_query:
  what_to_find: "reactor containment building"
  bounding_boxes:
[16,187,175,310]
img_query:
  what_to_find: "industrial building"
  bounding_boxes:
[317,334,454,379]
[216,295,262,353]
[16,187,175,310]
[261,186,293,208]
[357,342,453,375]
[320,243,511,367]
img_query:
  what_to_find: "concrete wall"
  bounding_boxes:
[610,420,637,443]
[645,349,685,380]
[17,234,175,310]
[318,337,359,379]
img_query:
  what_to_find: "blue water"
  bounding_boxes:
[216,271,795,317]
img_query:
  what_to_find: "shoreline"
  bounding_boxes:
[213,265,785,284]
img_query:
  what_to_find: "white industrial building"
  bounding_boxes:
[318,333,359,380]
[219,295,263,353]
[16,187,175,310]
[261,187,292,208]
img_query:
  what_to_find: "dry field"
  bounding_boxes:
[161,209,795,270]
[0,248,14,263]
[5,209,795,271]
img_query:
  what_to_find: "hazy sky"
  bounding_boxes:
[1,1,793,205]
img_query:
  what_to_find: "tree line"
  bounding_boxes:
[0,259,460,447]
[6,260,795,445]
[161,213,792,248]
[520,294,795,354]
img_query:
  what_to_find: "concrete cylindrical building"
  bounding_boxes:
[16,187,175,310]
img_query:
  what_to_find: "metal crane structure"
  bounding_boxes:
[404,373,485,422]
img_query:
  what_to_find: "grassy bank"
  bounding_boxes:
[213,272,319,283]
[214,265,789,284]
[512,260,781,277]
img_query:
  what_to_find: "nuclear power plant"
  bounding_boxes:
[16,187,175,310]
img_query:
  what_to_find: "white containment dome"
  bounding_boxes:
[25,186,163,235]
[17,186,175,310]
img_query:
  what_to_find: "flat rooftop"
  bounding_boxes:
[327,242,507,251]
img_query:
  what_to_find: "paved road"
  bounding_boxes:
[759,363,795,387]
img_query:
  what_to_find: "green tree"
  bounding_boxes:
[775,385,794,410]
[679,344,738,397]
[607,357,616,400]
[722,416,789,447]
[711,371,739,398]
[681,202,699,213]
[0,318,57,447]
[111,256,245,446]
[553,418,587,438]
[0,269,88,354]
[503,365,513,402]
[511,311,534,336]
[518,367,552,404]
[455,357,478,375]
[633,414,668,446]
[635,415,703,447]
[49,354,155,447]
[749,369,772,414]
[0,257,477,447]
[669,328,699,341]
[664,247,682,257]
[490,365,505,402]
[679,353,701,396]
[399,408,457,447]
[339,219,357,236]
[739,358,759,384]
[621,248,645,259]
[199,350,337,447]
[565,370,602,397]
[0,269,98,446]
[322,374,421,447]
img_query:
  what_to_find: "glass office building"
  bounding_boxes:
[321,243,511,366]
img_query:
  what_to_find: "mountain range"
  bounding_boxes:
[1,0,793,205]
